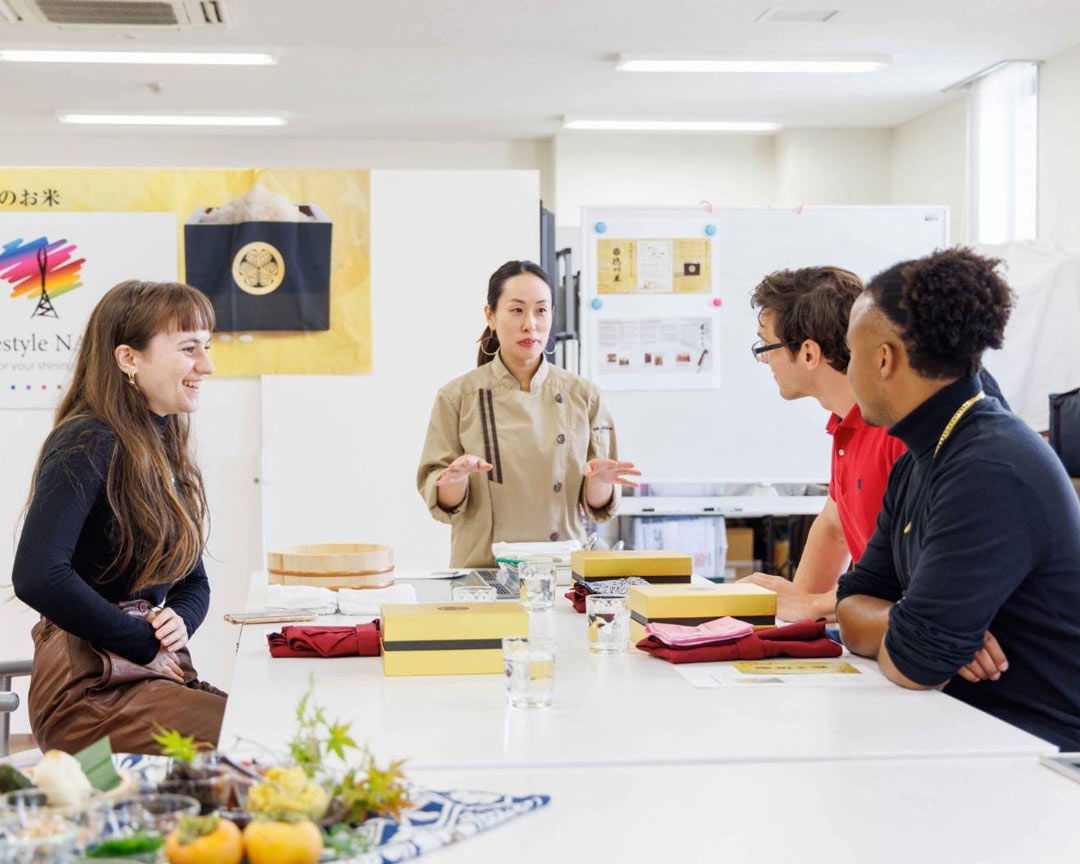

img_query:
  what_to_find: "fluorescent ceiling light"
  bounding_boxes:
[616,54,888,73]
[57,113,287,127]
[0,50,276,66]
[564,118,779,132]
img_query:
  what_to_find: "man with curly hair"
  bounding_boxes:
[746,266,1005,621]
[838,248,1080,750]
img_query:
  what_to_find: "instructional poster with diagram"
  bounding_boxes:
[594,315,718,390]
[597,238,711,294]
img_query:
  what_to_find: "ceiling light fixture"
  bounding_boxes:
[1,50,276,65]
[57,113,287,127]
[563,118,779,132]
[616,54,888,73]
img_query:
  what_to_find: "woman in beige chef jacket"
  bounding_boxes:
[417,260,640,568]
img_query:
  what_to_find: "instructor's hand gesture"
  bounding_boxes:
[584,459,642,488]
[436,454,493,487]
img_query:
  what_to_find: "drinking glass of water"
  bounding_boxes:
[586,594,629,654]
[502,636,555,708]
[519,563,556,611]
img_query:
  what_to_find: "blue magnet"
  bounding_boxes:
[591,298,603,310]
[705,223,717,236]
[595,221,607,234]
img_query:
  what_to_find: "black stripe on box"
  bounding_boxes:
[383,638,505,652]
[630,611,775,627]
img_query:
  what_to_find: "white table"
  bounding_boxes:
[219,577,1053,770]
[408,757,1080,864]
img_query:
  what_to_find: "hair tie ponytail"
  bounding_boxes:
[477,326,499,365]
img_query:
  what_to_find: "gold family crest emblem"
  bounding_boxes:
[232,241,285,295]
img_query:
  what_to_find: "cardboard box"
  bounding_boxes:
[723,559,763,583]
[381,602,527,676]
[726,527,755,562]
[571,550,692,584]
[628,583,777,644]
[184,205,332,332]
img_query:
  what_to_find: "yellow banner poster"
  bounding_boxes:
[597,237,711,295]
[0,167,371,377]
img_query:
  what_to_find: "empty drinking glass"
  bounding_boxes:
[450,585,498,603]
[586,594,630,654]
[502,636,555,708]
[519,563,556,611]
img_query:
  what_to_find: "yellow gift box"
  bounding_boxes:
[628,583,777,644]
[570,550,692,584]
[381,602,528,676]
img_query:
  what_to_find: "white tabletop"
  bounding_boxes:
[407,757,1080,864]
[219,577,1053,769]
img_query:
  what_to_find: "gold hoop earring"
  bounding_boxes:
[480,334,499,357]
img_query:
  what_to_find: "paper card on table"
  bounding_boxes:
[732,660,861,676]
[674,660,887,688]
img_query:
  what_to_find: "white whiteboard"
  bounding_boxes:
[581,206,949,483]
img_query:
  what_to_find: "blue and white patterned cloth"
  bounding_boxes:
[346,788,550,863]
[576,576,649,595]
[118,755,550,863]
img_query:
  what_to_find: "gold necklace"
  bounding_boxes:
[903,391,986,534]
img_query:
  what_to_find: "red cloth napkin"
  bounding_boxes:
[267,622,382,658]
[635,619,841,663]
[566,583,588,613]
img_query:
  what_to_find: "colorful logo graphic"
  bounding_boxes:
[0,236,85,318]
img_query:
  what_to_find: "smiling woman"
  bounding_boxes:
[12,280,228,754]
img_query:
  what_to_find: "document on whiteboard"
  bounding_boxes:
[597,316,713,380]
[596,237,711,295]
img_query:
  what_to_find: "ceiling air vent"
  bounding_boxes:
[1,0,229,28]
[756,8,841,23]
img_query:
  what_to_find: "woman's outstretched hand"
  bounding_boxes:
[584,459,642,488]
[436,454,493,487]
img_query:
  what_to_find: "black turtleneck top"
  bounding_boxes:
[838,374,1080,750]
[12,415,210,665]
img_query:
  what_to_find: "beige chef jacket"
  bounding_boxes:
[417,354,619,568]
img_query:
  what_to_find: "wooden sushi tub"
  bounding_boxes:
[266,543,395,589]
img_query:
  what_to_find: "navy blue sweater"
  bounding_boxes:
[838,374,1080,750]
[12,415,210,665]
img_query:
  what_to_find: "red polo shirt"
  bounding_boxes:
[826,404,907,562]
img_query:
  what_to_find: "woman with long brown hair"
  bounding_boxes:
[13,280,226,754]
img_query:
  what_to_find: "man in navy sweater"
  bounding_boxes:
[837,248,1080,750]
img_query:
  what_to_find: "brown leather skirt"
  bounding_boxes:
[28,602,227,755]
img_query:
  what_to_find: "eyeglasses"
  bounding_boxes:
[750,339,802,363]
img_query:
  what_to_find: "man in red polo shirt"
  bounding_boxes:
[742,266,905,621]
[743,266,1008,621]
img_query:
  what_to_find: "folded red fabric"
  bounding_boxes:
[566,584,588,613]
[635,619,841,664]
[267,622,382,658]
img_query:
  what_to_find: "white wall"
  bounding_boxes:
[775,128,893,206]
[1039,43,1080,248]
[552,133,776,228]
[0,134,549,173]
[259,171,539,570]
[892,99,969,245]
